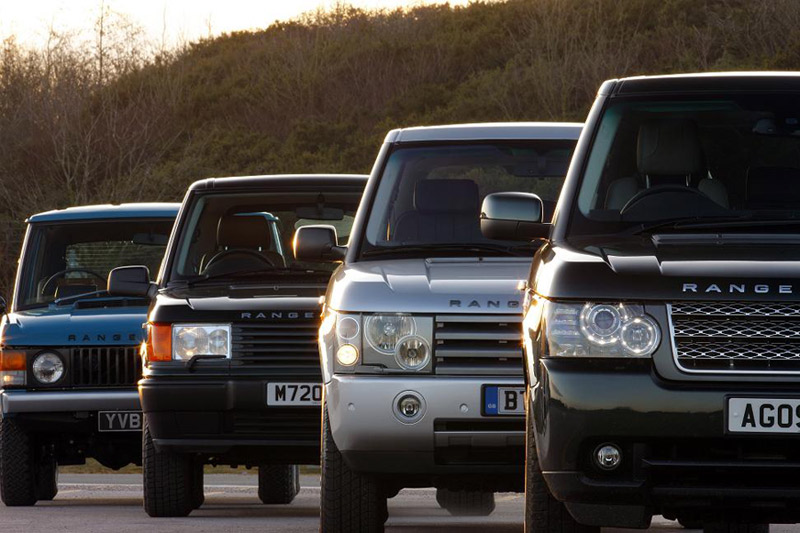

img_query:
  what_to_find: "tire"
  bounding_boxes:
[0,418,37,506]
[142,418,195,517]
[320,403,387,532]
[191,460,204,509]
[524,413,598,533]
[258,464,300,504]
[36,455,58,501]
[679,518,703,529]
[436,488,495,516]
[703,523,769,533]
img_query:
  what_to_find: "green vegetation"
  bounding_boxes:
[1,0,799,295]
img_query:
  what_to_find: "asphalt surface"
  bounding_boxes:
[0,474,785,533]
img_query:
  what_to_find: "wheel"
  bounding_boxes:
[320,402,387,532]
[703,523,769,533]
[142,418,195,517]
[0,418,38,506]
[436,488,495,516]
[191,460,204,509]
[524,413,598,533]
[678,518,703,529]
[258,464,300,504]
[36,455,58,501]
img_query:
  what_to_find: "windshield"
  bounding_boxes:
[17,219,173,309]
[169,190,361,282]
[571,93,800,236]
[362,141,576,256]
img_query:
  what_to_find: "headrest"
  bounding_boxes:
[637,119,703,176]
[747,166,800,207]
[217,215,272,249]
[414,179,479,214]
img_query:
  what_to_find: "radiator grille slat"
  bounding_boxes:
[232,316,321,372]
[671,302,800,373]
[434,314,523,376]
[71,346,141,387]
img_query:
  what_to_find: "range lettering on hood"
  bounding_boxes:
[449,299,520,309]
[68,333,139,342]
[682,283,793,294]
[240,311,318,320]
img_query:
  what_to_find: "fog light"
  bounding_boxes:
[336,344,359,366]
[594,444,621,470]
[398,395,421,418]
[392,390,426,424]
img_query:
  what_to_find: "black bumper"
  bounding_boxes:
[533,359,800,526]
[140,376,320,464]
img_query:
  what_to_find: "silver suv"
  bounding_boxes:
[294,122,582,531]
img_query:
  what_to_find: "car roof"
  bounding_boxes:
[608,71,800,95]
[27,202,181,223]
[188,173,369,192]
[387,122,584,143]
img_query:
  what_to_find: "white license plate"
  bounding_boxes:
[728,398,800,434]
[98,410,142,432]
[266,383,322,406]
[484,386,525,415]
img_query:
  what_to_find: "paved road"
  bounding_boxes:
[0,474,784,533]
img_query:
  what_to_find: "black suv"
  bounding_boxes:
[108,174,366,517]
[481,73,800,532]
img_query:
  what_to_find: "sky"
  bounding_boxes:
[0,0,472,49]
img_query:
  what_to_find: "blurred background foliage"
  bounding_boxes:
[1,0,799,297]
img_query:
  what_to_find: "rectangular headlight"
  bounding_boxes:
[171,324,231,361]
[525,298,661,358]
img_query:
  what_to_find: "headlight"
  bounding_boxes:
[365,314,415,354]
[394,335,431,371]
[172,324,231,360]
[32,351,65,384]
[536,301,660,358]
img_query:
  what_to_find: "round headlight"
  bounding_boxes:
[207,328,229,355]
[32,352,64,384]
[580,304,622,345]
[394,335,431,371]
[336,344,359,366]
[620,316,660,356]
[174,327,208,358]
[336,316,360,340]
[365,315,415,354]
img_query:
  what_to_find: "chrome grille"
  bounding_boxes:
[671,302,800,373]
[72,346,141,387]
[434,314,523,376]
[232,319,320,373]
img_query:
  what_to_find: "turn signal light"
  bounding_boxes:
[0,350,25,370]
[146,324,172,363]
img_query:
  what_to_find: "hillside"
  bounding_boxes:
[0,0,799,296]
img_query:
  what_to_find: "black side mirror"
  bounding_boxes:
[480,192,549,241]
[293,225,346,262]
[0,296,7,315]
[107,266,157,299]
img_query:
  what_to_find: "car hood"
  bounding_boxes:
[2,303,149,347]
[535,235,800,301]
[327,257,532,314]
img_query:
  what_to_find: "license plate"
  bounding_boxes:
[728,398,800,434]
[484,386,525,416]
[98,410,143,432]
[266,383,322,406]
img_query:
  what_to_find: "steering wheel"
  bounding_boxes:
[40,268,106,295]
[203,249,277,272]
[620,185,710,216]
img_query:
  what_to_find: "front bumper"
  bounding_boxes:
[534,358,800,525]
[0,389,140,415]
[140,377,320,463]
[327,375,524,480]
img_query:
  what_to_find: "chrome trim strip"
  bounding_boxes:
[0,390,140,414]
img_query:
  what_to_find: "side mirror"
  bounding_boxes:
[0,296,7,315]
[480,192,549,241]
[107,266,157,299]
[293,225,346,262]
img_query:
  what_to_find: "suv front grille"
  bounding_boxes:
[434,314,523,376]
[71,346,141,387]
[671,302,800,373]
[232,320,320,371]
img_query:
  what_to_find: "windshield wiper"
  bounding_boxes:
[178,267,330,288]
[361,243,533,258]
[627,214,756,235]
